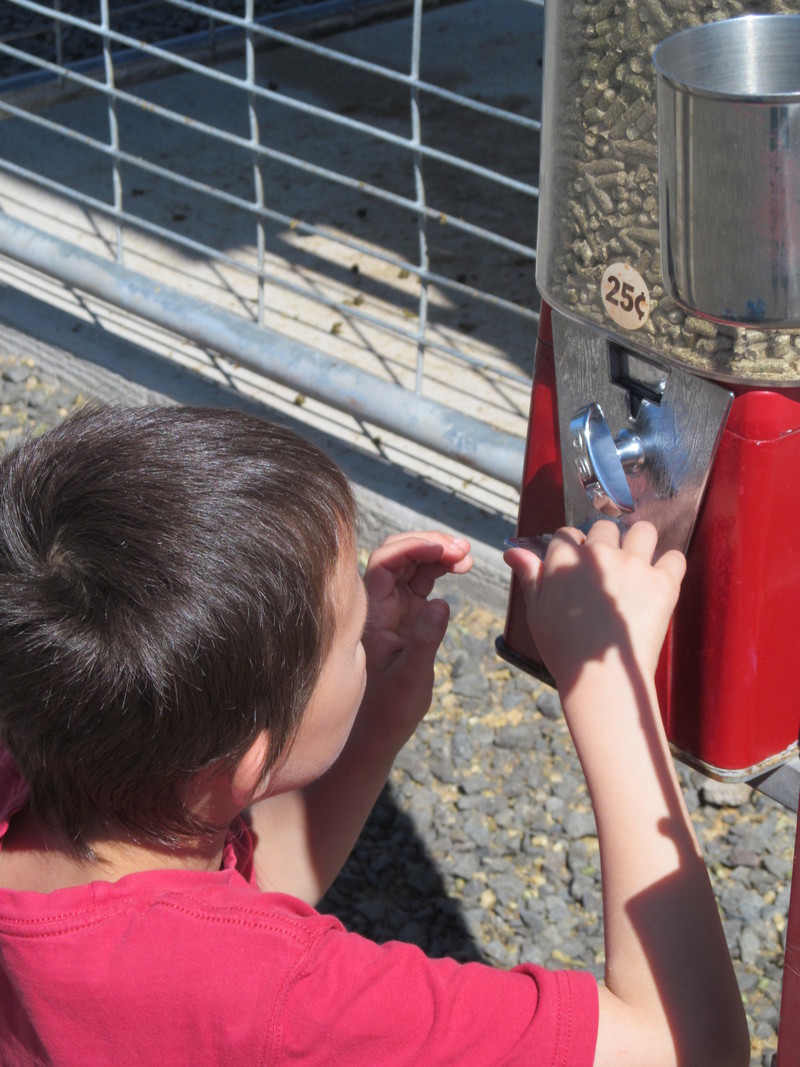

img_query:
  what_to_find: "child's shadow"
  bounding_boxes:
[318,782,485,963]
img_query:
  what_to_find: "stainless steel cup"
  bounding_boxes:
[655,15,800,328]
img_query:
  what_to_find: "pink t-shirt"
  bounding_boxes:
[0,752,598,1065]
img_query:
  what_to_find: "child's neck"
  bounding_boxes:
[0,806,228,893]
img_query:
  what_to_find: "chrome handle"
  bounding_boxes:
[569,403,645,518]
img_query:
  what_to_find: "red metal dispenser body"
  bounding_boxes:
[503,304,800,780]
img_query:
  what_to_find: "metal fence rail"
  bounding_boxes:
[0,0,543,486]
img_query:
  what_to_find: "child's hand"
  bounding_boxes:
[504,521,685,694]
[357,531,472,746]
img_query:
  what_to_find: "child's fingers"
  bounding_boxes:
[545,526,588,562]
[365,534,472,599]
[392,598,451,680]
[583,520,623,549]
[365,539,442,598]
[503,546,543,593]
[504,525,584,589]
[578,520,663,564]
[413,598,451,649]
[396,555,473,600]
[404,562,458,598]
[379,530,466,549]
[376,531,455,548]
[589,521,685,587]
[654,547,687,586]
[367,536,450,569]
[619,520,658,559]
[447,554,474,574]
[373,532,471,569]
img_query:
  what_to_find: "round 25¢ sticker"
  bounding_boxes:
[600,263,651,330]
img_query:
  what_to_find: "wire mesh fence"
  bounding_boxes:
[0,0,543,489]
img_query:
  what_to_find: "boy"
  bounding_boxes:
[0,405,748,1065]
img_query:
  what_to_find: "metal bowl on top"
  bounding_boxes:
[655,14,800,329]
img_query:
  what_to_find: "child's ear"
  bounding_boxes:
[231,731,271,808]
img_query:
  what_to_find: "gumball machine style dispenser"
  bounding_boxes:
[497,7,800,1062]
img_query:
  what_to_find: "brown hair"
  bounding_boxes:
[0,405,358,853]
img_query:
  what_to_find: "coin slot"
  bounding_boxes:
[608,344,668,418]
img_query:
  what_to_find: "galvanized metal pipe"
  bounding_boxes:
[0,213,525,487]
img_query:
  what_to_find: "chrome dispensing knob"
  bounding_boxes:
[569,402,646,518]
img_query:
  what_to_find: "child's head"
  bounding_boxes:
[0,405,358,853]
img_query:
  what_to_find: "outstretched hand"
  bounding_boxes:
[504,521,685,694]
[357,531,472,747]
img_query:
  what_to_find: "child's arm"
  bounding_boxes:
[247,531,472,904]
[505,521,749,1067]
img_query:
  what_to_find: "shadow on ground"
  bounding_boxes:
[319,783,485,963]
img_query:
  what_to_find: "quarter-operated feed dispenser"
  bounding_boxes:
[498,7,800,784]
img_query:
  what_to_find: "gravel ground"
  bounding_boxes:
[0,345,796,1065]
